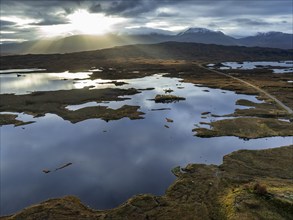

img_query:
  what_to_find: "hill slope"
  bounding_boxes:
[0,33,170,55]
[239,32,293,49]
[1,42,292,72]
[1,29,292,55]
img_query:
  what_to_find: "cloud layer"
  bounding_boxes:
[1,0,292,42]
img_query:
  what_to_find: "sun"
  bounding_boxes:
[40,10,125,37]
[67,10,125,35]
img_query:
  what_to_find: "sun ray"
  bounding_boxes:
[40,10,126,38]
[67,10,122,35]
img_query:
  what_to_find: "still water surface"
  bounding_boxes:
[216,61,293,73]
[1,71,292,215]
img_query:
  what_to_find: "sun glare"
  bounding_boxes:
[68,10,125,35]
[40,9,125,37]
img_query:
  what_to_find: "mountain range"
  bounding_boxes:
[1,28,292,55]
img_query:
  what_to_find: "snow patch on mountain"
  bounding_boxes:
[178,27,220,36]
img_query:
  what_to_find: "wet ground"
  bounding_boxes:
[0,61,292,215]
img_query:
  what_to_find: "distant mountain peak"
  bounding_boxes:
[256,31,283,36]
[118,27,174,36]
[1,28,292,55]
[178,27,219,36]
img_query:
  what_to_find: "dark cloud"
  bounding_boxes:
[207,23,219,28]
[104,0,154,16]
[32,20,69,26]
[1,26,40,42]
[31,14,70,26]
[0,20,17,28]
[0,0,292,42]
[89,3,102,13]
[2,0,292,17]
[233,18,270,26]
[157,12,178,17]
[63,7,76,14]
[109,0,142,13]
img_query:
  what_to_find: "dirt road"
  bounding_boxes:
[199,65,293,115]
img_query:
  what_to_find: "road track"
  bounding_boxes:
[199,65,293,115]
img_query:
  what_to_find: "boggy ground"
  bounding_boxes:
[0,87,144,125]
[194,99,293,139]
[194,117,293,139]
[219,68,293,110]
[0,114,34,126]
[161,62,293,139]
[1,55,293,219]
[196,69,293,138]
[164,63,293,110]
[1,60,292,139]
[2,145,292,220]
[0,60,184,126]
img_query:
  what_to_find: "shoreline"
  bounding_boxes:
[2,145,292,219]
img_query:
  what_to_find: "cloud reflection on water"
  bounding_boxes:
[1,72,292,215]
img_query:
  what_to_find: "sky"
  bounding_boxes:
[0,0,292,43]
